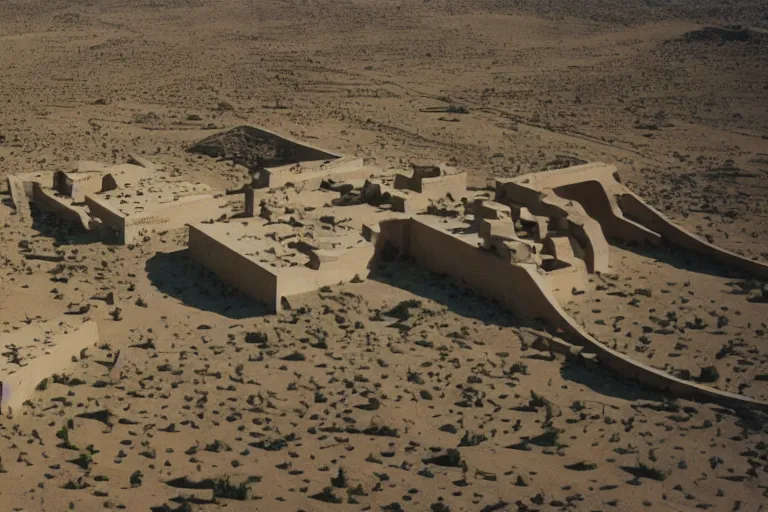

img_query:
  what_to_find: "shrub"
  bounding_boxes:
[130,470,143,487]
[212,476,250,500]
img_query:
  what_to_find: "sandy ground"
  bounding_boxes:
[1,0,767,511]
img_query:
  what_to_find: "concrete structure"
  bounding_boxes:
[187,155,768,411]
[0,318,99,414]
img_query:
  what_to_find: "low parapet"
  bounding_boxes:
[100,163,154,192]
[87,189,230,245]
[54,170,102,202]
[254,155,378,190]
[0,318,99,414]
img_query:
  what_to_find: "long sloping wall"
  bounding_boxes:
[617,192,768,279]
[374,216,768,411]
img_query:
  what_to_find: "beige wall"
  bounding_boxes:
[261,162,373,190]
[0,320,99,414]
[85,195,127,242]
[495,180,543,206]
[393,173,418,192]
[188,226,280,311]
[394,171,467,199]
[87,195,229,245]
[494,181,612,274]
[619,193,768,279]
[32,183,90,230]
[6,176,31,221]
[277,245,375,300]
[420,171,467,199]
[553,311,768,411]
[378,218,564,321]
[554,181,661,244]
[123,195,224,244]
[55,170,104,201]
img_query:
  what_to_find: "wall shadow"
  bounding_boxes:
[369,257,664,404]
[609,238,756,280]
[145,249,269,320]
[560,360,663,402]
[368,258,525,328]
[29,208,104,246]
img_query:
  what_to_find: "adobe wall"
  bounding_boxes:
[6,176,31,221]
[553,180,661,244]
[494,182,611,274]
[514,162,618,190]
[504,164,768,281]
[372,217,768,410]
[54,170,104,202]
[11,171,53,199]
[0,319,99,414]
[85,195,127,242]
[123,194,223,244]
[277,244,376,300]
[618,192,768,279]
[100,164,153,192]
[258,158,373,190]
[495,179,544,207]
[31,183,90,230]
[420,171,467,199]
[188,225,280,311]
[393,173,424,193]
[394,171,467,200]
[380,218,563,322]
[550,310,768,411]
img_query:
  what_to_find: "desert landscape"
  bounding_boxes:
[1,0,768,510]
